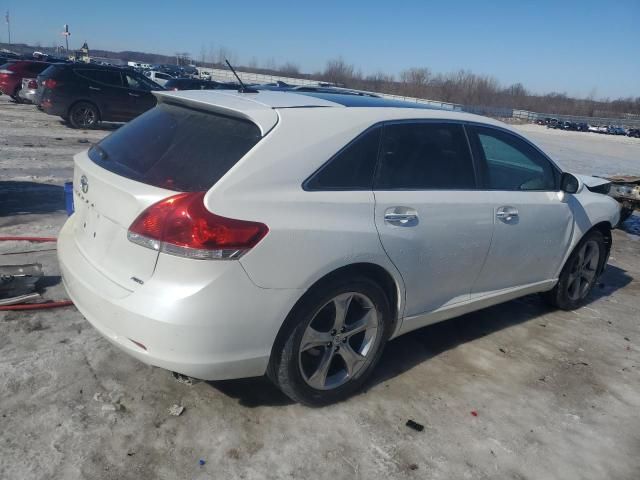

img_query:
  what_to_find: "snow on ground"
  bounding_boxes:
[514,123,640,177]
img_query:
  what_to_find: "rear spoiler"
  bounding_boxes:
[153,90,279,136]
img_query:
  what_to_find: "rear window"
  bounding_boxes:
[88,103,261,191]
[39,64,66,78]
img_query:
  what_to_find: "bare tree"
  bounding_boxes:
[280,62,301,76]
[322,57,356,86]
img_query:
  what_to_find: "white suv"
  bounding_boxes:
[58,89,620,405]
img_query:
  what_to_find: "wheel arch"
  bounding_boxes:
[589,221,612,275]
[267,262,403,377]
[563,221,612,278]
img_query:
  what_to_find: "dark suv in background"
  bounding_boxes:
[37,64,164,128]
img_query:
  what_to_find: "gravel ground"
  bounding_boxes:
[1,97,639,480]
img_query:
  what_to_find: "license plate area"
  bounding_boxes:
[73,189,121,265]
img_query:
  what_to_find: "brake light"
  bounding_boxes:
[27,80,37,89]
[43,78,59,89]
[127,192,268,260]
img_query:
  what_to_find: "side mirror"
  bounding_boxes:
[560,172,580,194]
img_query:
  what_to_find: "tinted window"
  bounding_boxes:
[375,122,475,189]
[88,103,261,192]
[305,127,381,190]
[76,69,122,87]
[26,63,49,74]
[39,64,66,79]
[469,126,557,191]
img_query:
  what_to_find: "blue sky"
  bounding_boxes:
[1,0,638,99]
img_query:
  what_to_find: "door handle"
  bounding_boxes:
[496,206,519,223]
[89,86,101,91]
[128,92,140,97]
[384,207,419,226]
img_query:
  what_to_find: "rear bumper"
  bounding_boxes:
[40,91,68,116]
[18,89,37,103]
[58,215,302,380]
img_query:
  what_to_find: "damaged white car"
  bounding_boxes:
[58,89,620,405]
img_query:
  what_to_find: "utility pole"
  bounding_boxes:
[5,11,10,45]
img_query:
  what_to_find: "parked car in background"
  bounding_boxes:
[576,122,589,132]
[0,52,23,67]
[37,63,164,128]
[18,77,39,104]
[627,128,640,138]
[0,60,52,101]
[153,64,184,77]
[143,70,174,87]
[163,78,238,91]
[58,89,620,405]
[182,65,199,77]
[547,118,559,128]
[608,126,627,136]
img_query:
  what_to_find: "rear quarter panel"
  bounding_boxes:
[204,108,406,319]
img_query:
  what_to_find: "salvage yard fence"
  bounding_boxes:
[198,67,640,129]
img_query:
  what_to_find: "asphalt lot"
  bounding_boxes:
[1,96,639,480]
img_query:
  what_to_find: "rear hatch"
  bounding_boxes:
[71,100,269,290]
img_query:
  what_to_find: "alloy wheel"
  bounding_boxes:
[298,292,380,390]
[567,240,600,301]
[72,106,96,128]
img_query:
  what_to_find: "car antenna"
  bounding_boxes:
[225,59,258,93]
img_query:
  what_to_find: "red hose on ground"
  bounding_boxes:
[0,236,73,310]
[0,300,74,311]
[0,236,58,242]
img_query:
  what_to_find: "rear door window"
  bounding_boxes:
[88,103,262,191]
[375,122,475,190]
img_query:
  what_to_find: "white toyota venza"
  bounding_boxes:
[58,89,620,405]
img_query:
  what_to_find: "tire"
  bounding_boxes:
[545,230,605,310]
[10,88,22,104]
[68,101,99,129]
[269,276,392,406]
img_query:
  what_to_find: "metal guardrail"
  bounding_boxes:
[197,67,640,129]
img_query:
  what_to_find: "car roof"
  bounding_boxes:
[155,89,507,135]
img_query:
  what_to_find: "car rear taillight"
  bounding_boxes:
[43,78,59,89]
[127,192,268,260]
[27,80,37,89]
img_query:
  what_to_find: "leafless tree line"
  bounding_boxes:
[298,58,639,117]
[205,52,639,118]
